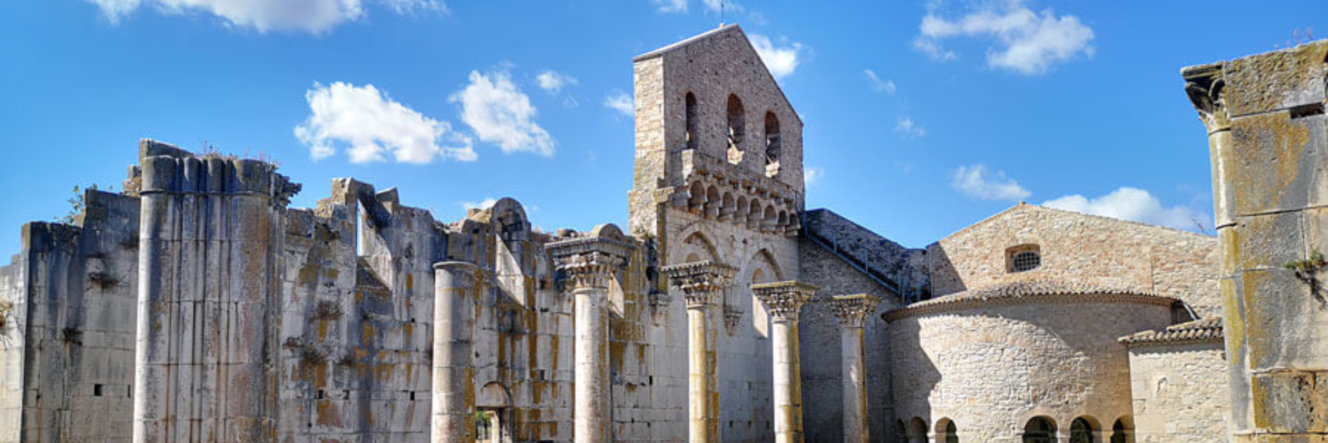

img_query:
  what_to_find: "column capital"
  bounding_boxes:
[548,225,636,292]
[752,281,818,322]
[828,294,882,328]
[661,261,736,309]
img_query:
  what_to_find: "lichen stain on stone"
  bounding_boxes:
[1230,112,1309,215]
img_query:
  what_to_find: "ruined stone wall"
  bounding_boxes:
[0,191,142,443]
[1127,342,1230,443]
[1183,40,1328,442]
[888,300,1172,443]
[797,238,901,443]
[927,204,1220,316]
[0,251,24,443]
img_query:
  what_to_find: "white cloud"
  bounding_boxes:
[749,34,803,80]
[804,166,823,186]
[450,70,555,157]
[914,0,1094,74]
[864,69,896,94]
[85,0,443,33]
[294,82,476,164]
[604,90,634,117]
[1042,187,1206,230]
[651,0,687,13]
[535,70,577,94]
[895,117,927,139]
[460,197,498,211]
[951,164,1031,201]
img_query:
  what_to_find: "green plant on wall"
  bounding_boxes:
[1285,249,1328,308]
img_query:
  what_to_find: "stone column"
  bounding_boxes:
[753,281,818,443]
[432,261,480,443]
[662,261,736,443]
[1184,44,1328,442]
[828,294,882,443]
[133,141,298,443]
[549,227,635,443]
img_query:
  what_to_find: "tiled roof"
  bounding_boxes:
[1120,317,1224,346]
[882,279,1178,321]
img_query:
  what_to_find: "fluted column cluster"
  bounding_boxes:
[752,281,819,443]
[662,261,736,443]
[828,294,883,443]
[549,229,636,443]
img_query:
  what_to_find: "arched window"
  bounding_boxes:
[1070,417,1098,443]
[764,111,780,176]
[935,418,958,443]
[1006,244,1041,273]
[906,417,928,443]
[726,94,745,165]
[895,420,908,443]
[685,92,698,151]
[1023,417,1057,443]
[1110,417,1134,443]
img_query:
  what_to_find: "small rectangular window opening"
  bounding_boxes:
[1290,103,1325,119]
[93,384,104,397]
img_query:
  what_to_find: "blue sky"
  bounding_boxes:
[1,0,1324,259]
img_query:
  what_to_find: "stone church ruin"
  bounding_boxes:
[0,24,1324,443]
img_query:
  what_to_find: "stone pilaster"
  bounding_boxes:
[432,261,480,443]
[752,281,818,443]
[662,261,736,443]
[548,226,635,443]
[827,294,882,443]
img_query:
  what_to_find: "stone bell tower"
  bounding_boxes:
[626,24,806,253]
[627,24,811,442]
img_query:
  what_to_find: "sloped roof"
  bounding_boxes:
[937,202,1215,245]
[633,24,741,61]
[1120,317,1224,346]
[882,278,1178,321]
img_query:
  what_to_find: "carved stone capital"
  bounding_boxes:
[1182,63,1229,132]
[661,261,736,309]
[752,281,818,322]
[548,226,636,292]
[828,294,882,328]
[723,305,743,336]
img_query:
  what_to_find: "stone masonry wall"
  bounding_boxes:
[797,238,901,443]
[0,191,141,443]
[927,203,1220,316]
[889,300,1173,443]
[1128,342,1230,443]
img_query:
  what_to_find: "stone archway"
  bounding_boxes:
[476,382,512,443]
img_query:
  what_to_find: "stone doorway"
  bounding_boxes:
[476,409,509,443]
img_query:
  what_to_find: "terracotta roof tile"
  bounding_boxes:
[1120,317,1224,346]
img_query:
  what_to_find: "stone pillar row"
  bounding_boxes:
[431,246,880,443]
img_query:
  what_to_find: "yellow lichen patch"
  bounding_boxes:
[316,320,328,341]
[1229,112,1310,215]
[406,273,413,290]
[314,399,342,427]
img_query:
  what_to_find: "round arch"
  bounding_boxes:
[1023,416,1057,443]
[1070,416,1100,443]
[1110,416,1134,443]
[906,417,929,443]
[934,417,958,443]
[677,230,720,264]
